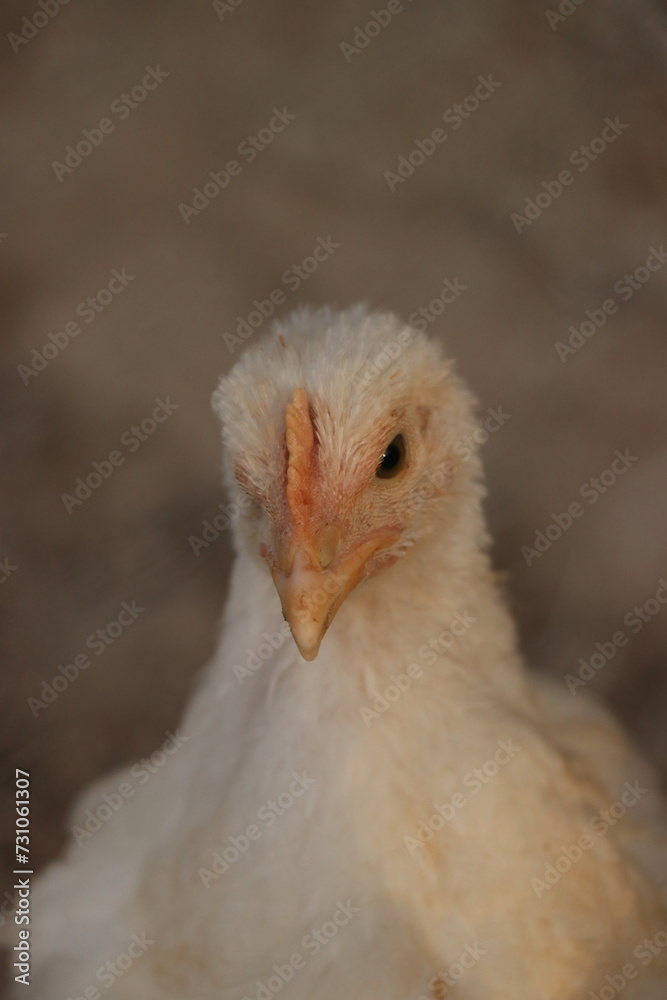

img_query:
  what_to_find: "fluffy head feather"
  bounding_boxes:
[213,304,488,656]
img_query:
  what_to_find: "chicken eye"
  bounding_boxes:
[376,434,406,479]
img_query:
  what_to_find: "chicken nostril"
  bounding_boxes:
[316,524,341,569]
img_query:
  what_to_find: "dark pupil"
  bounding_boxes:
[377,434,405,478]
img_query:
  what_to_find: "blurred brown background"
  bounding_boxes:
[2,0,667,946]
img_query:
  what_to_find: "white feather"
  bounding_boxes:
[15,306,667,999]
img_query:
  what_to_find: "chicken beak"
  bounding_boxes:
[270,386,398,659]
[268,529,397,661]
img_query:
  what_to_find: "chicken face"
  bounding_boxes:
[213,305,482,660]
[259,388,420,660]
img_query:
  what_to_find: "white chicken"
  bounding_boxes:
[15,305,667,999]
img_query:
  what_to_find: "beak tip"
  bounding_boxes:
[296,643,319,662]
[274,530,387,663]
[279,605,323,661]
[290,625,324,661]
